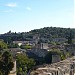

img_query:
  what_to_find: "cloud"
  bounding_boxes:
[26,7,32,11]
[6,3,17,7]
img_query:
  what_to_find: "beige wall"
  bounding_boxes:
[9,61,16,75]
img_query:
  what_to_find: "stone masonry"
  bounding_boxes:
[30,56,75,75]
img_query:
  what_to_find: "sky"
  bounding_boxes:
[0,0,74,33]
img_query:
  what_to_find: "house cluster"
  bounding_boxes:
[7,34,75,75]
[8,48,26,58]
[12,35,75,58]
[52,38,67,43]
[65,44,75,55]
[30,56,75,75]
[6,35,75,75]
[13,34,40,46]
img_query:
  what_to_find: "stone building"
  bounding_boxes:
[65,44,75,56]
[29,56,75,75]
[52,54,61,63]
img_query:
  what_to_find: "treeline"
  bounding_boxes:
[30,27,75,38]
[0,27,75,43]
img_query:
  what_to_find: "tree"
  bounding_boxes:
[0,40,7,50]
[16,54,35,75]
[68,30,73,44]
[20,45,32,49]
[8,43,19,48]
[0,51,14,75]
[68,35,72,44]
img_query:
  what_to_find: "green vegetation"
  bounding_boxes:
[8,43,19,48]
[67,30,73,44]
[0,40,14,75]
[0,40,7,50]
[16,54,36,75]
[0,51,14,75]
[44,50,61,64]
[20,45,32,49]
[0,27,74,74]
[0,27,75,44]
[44,49,70,63]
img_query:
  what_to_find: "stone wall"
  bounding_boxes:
[9,61,16,75]
[52,54,61,63]
[30,56,75,75]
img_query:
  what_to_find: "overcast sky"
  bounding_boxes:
[0,0,74,33]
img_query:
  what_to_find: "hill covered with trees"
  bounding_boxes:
[0,27,75,43]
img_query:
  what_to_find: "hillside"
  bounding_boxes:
[29,27,75,38]
[0,27,75,43]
